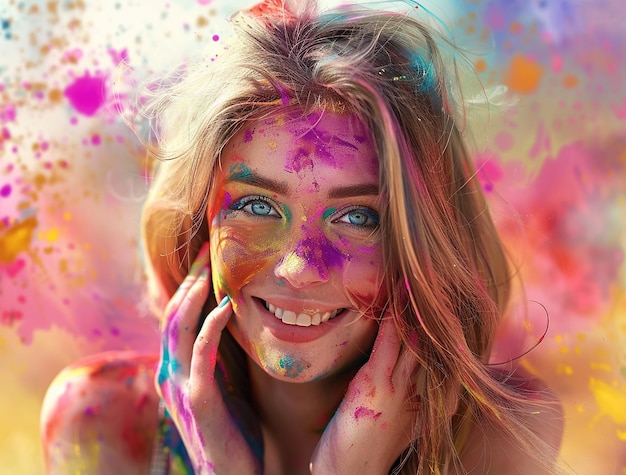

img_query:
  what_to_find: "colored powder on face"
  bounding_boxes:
[0,216,38,264]
[242,128,254,143]
[287,148,314,173]
[64,73,107,116]
[228,162,252,180]
[322,207,336,220]
[283,232,345,279]
[278,355,308,378]
[301,128,357,166]
[353,406,382,420]
[504,54,545,93]
[280,204,292,222]
[293,235,345,273]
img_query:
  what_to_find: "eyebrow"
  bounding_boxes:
[226,172,289,195]
[328,183,380,199]
[226,171,379,198]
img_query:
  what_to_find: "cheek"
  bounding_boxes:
[341,243,386,312]
[210,220,285,299]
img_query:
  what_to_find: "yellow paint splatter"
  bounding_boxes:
[589,377,626,425]
[41,228,59,243]
[590,362,612,372]
[504,54,544,94]
[0,216,38,263]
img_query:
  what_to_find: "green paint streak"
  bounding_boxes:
[281,204,292,223]
[228,162,252,180]
[322,207,336,220]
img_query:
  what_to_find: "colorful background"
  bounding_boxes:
[1,1,624,473]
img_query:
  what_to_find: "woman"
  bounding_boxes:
[41,1,565,473]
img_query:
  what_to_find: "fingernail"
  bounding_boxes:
[218,295,230,308]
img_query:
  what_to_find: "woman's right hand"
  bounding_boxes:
[156,243,261,475]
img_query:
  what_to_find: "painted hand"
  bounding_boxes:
[156,244,261,475]
[310,315,419,474]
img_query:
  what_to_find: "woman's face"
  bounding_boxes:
[208,110,384,382]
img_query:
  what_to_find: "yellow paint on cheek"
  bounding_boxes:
[211,223,285,298]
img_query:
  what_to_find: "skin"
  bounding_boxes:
[208,111,386,383]
[41,110,564,474]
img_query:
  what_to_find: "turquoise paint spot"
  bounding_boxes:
[322,207,336,220]
[228,162,252,180]
[157,347,181,385]
[279,355,308,378]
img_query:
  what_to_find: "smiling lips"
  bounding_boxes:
[263,300,343,327]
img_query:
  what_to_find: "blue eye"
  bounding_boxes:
[336,208,379,228]
[232,196,281,218]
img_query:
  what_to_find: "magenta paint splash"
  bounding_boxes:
[353,406,382,420]
[64,73,107,116]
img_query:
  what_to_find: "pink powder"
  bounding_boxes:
[353,406,382,420]
[64,73,107,116]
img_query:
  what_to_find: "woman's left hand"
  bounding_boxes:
[310,315,420,474]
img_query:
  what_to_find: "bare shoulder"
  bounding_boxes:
[459,366,565,474]
[41,351,161,475]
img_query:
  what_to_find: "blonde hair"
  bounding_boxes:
[139,1,562,473]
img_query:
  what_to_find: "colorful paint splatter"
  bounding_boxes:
[0,0,624,472]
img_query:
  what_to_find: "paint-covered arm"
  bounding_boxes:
[40,352,160,475]
[310,315,418,475]
[156,244,261,475]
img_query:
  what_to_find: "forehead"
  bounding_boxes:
[222,110,378,178]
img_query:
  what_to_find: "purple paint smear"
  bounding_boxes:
[353,406,382,420]
[291,233,346,280]
[64,73,107,116]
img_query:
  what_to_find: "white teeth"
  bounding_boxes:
[296,313,311,327]
[282,310,297,325]
[263,300,342,327]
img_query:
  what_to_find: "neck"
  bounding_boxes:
[248,358,361,474]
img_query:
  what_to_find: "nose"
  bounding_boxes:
[274,234,336,288]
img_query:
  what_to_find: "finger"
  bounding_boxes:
[162,242,211,328]
[367,314,403,384]
[159,243,211,388]
[163,266,211,382]
[190,296,232,393]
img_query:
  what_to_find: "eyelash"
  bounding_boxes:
[332,206,380,230]
[229,195,379,230]
[230,195,282,218]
